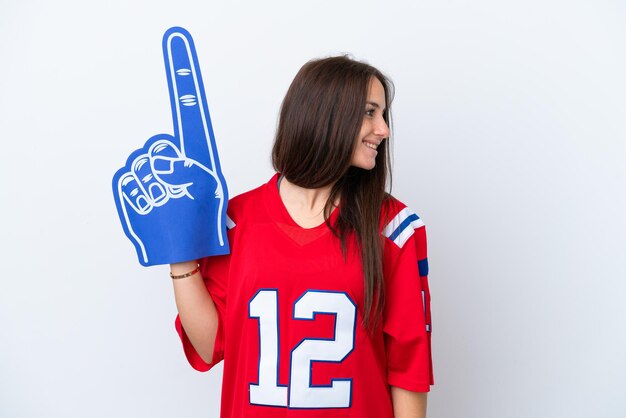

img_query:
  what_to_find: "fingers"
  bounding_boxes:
[149,139,183,175]
[148,137,220,202]
[119,172,151,215]
[133,155,169,206]
[149,139,187,198]
[117,134,219,217]
[162,27,218,172]
[114,170,150,265]
[119,151,174,215]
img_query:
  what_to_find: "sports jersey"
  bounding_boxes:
[175,173,433,417]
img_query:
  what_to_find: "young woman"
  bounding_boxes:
[170,56,433,417]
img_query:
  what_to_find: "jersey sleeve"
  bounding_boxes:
[382,204,433,392]
[174,216,236,372]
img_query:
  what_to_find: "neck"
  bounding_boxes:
[280,177,336,211]
[279,177,338,228]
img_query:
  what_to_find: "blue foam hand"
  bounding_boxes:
[112,27,229,266]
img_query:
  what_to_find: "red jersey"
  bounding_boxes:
[175,174,433,417]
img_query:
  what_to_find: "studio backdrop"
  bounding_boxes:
[1,1,625,417]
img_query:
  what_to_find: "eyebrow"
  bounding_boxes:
[366,101,386,111]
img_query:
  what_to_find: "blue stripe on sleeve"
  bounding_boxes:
[418,258,429,277]
[388,213,420,242]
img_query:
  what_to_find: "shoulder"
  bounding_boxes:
[227,184,264,215]
[225,174,278,228]
[380,194,426,249]
[225,185,264,230]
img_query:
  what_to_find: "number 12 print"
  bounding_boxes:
[248,289,357,409]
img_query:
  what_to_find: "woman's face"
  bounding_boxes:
[350,77,390,170]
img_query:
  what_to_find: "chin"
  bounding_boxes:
[351,161,376,170]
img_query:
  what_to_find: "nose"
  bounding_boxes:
[374,117,390,138]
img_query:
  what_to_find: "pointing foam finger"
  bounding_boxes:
[162,27,216,170]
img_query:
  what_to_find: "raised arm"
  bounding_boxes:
[171,260,218,363]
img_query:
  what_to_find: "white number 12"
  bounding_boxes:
[248,289,357,409]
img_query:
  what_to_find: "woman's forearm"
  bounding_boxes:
[390,386,427,418]
[171,261,218,364]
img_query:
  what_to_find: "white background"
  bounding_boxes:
[1,1,625,417]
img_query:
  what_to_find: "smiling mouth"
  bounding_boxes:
[363,141,379,150]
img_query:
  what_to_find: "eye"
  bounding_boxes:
[365,108,375,117]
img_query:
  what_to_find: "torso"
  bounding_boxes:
[190,173,432,417]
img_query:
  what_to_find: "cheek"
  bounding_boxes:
[357,121,370,140]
